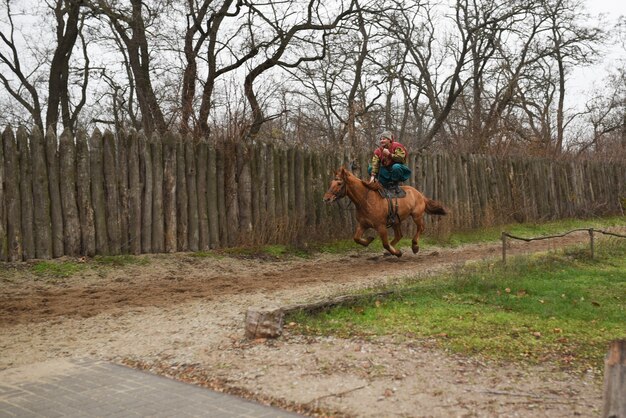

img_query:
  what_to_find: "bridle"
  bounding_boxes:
[328,175,353,210]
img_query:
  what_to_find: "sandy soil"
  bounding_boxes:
[0,231,611,417]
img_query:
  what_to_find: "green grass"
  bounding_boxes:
[313,216,626,254]
[288,239,626,373]
[32,260,88,278]
[93,255,149,267]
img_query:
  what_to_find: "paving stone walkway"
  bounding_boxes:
[0,359,303,418]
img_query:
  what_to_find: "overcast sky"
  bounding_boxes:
[569,0,626,102]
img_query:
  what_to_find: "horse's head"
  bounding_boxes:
[323,167,348,203]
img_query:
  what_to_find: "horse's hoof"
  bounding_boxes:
[412,245,419,254]
[395,250,402,258]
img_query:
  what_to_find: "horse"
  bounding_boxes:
[323,166,448,257]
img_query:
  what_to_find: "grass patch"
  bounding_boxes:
[289,239,626,373]
[443,216,626,247]
[313,216,626,253]
[32,260,88,278]
[216,243,312,259]
[93,255,149,267]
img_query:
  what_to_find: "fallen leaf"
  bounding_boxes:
[505,288,511,293]
[375,300,381,308]
[532,332,541,338]
[591,301,600,307]
[553,328,563,333]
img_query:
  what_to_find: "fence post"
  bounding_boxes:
[602,339,625,418]
[501,232,507,264]
[589,228,595,259]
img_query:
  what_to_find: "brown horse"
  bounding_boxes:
[323,167,448,257]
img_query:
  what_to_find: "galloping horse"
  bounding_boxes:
[323,167,448,257]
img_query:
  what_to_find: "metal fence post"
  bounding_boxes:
[501,232,507,265]
[589,228,595,259]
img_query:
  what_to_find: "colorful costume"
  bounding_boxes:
[368,131,411,188]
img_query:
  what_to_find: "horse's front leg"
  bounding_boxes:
[390,223,403,246]
[353,224,374,247]
[377,226,402,257]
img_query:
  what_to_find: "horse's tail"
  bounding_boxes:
[425,198,448,216]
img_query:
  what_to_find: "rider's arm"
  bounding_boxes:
[391,147,406,164]
[369,154,380,183]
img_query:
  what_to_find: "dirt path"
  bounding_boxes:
[0,232,609,417]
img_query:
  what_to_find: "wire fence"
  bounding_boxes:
[500,228,626,263]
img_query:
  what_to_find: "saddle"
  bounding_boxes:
[377,183,406,227]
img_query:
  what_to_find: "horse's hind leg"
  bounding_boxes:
[353,224,374,247]
[377,226,402,257]
[411,213,425,254]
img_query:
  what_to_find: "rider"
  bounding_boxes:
[368,130,411,191]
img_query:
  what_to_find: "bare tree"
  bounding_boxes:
[86,0,169,133]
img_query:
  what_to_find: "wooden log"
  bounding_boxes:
[163,131,178,253]
[207,142,219,248]
[603,340,626,418]
[45,128,64,257]
[237,144,253,235]
[117,130,130,253]
[215,145,228,246]
[89,129,108,255]
[244,306,284,339]
[31,125,52,259]
[222,143,238,246]
[151,132,164,253]
[2,127,21,261]
[184,134,198,252]
[176,133,188,252]
[196,139,209,250]
[17,126,35,260]
[139,131,153,253]
[75,130,96,257]
[103,130,121,255]
[295,148,305,223]
[0,126,5,261]
[127,129,142,255]
[250,144,260,234]
[58,128,81,256]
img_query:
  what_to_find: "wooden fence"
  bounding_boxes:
[1,126,624,261]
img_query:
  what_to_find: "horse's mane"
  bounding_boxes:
[340,167,382,191]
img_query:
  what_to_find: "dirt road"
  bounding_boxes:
[0,232,609,417]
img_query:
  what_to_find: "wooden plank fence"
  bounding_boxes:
[1,125,625,261]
